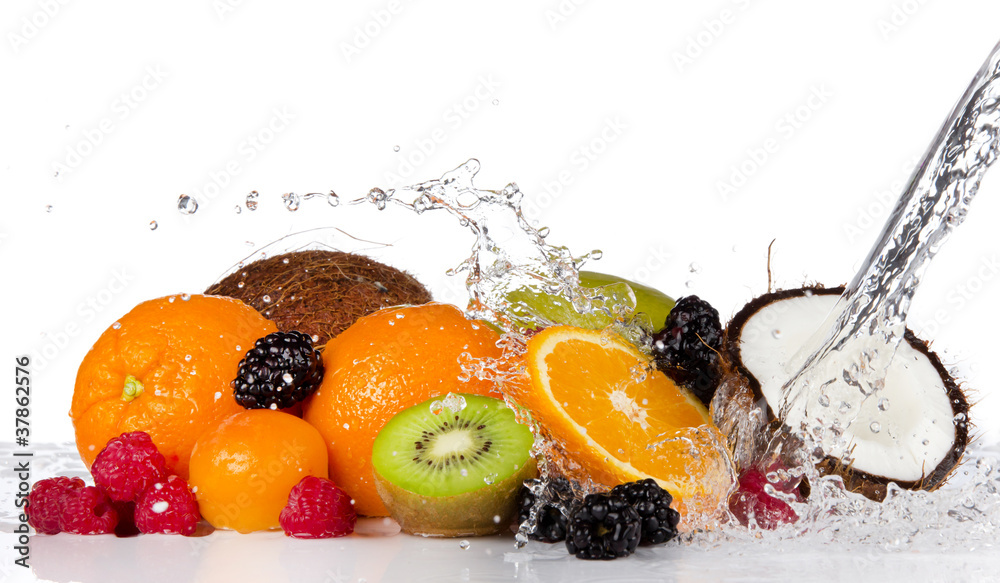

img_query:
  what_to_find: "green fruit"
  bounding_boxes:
[579,271,676,329]
[371,393,537,537]
[504,271,675,331]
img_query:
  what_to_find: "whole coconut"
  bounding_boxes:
[206,250,433,348]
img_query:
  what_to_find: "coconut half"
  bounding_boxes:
[724,286,969,501]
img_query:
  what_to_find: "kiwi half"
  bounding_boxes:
[371,393,537,537]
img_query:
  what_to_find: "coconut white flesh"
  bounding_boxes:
[738,293,956,483]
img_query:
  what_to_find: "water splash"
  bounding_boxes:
[775,40,1000,470]
[336,159,632,335]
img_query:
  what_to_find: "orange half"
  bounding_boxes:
[514,326,734,515]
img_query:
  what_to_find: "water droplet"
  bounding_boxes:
[112,321,122,330]
[429,400,444,415]
[685,280,694,288]
[870,421,881,434]
[442,393,467,413]
[327,191,340,207]
[689,262,701,273]
[237,281,245,289]
[177,194,199,215]
[878,398,890,412]
[817,394,830,407]
[492,99,499,106]
[149,220,158,230]
[393,145,400,152]
[246,190,259,211]
[262,294,271,303]
[589,249,603,261]
[537,226,550,238]
[184,354,192,362]
[234,205,242,214]
[367,187,388,210]
[922,439,930,446]
[483,474,496,485]
[629,364,647,383]
[459,540,470,550]
[45,204,53,213]
[282,192,301,211]
[180,293,191,301]
[838,402,852,414]
[771,329,783,339]
[282,373,293,385]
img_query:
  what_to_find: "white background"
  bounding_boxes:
[4,2,1000,582]
[3,0,1000,448]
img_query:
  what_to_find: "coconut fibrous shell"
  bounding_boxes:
[206,250,433,349]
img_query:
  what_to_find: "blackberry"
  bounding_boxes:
[232,331,324,410]
[517,477,577,543]
[610,479,681,545]
[651,295,723,406]
[565,492,641,560]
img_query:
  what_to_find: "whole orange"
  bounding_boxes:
[188,409,329,533]
[302,302,506,516]
[71,294,277,479]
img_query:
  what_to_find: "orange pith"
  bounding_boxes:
[302,302,507,516]
[188,409,329,533]
[71,294,277,479]
[512,326,734,516]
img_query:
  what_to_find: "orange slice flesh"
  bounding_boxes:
[516,326,734,515]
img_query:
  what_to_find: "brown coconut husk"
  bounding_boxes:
[206,250,433,349]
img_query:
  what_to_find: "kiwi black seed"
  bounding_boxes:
[206,249,432,349]
[371,393,538,537]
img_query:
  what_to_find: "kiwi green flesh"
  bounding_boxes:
[371,394,535,498]
[371,393,537,536]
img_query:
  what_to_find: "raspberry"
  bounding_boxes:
[135,475,201,536]
[729,468,802,530]
[280,476,356,538]
[232,331,324,410]
[651,296,724,406]
[610,479,681,546]
[565,492,641,560]
[91,431,168,502]
[27,477,85,534]
[60,485,119,535]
